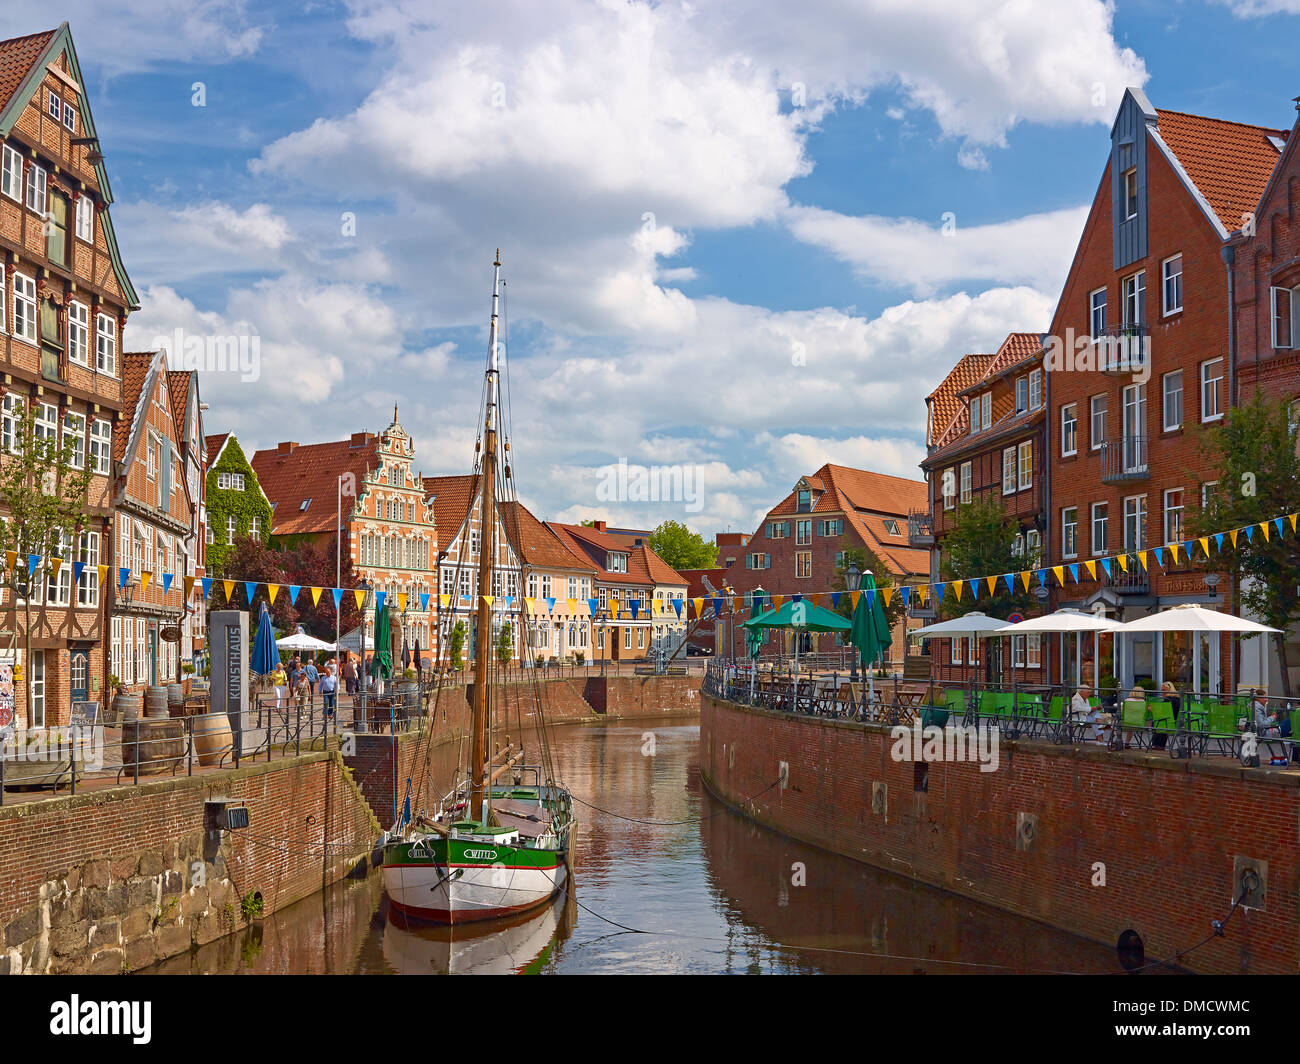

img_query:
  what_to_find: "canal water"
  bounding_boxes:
[147,722,1148,975]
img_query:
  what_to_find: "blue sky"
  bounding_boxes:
[9,0,1300,534]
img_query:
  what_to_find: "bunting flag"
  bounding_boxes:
[1245,525,1255,543]
[311,586,324,607]
[1215,533,1225,553]
[26,555,39,579]
[483,595,494,607]
[4,550,14,573]
[244,580,257,604]
[544,597,555,614]
[791,594,803,604]
[72,561,86,585]
[48,557,62,578]
[375,591,387,611]
[849,590,861,609]
[830,591,842,609]
[161,573,173,594]
[201,577,213,601]
[332,588,343,611]
[397,592,407,612]
[1100,558,1112,579]
[439,594,450,609]
[1182,540,1194,561]
[934,582,946,603]
[1069,563,1079,583]
[139,571,152,595]
[967,579,979,599]
[882,586,895,608]
[588,597,600,617]
[629,600,641,619]
[289,585,302,605]
[1037,569,1047,588]
[1085,560,1097,580]
[1199,537,1210,559]
[1003,573,1015,593]
[1117,555,1128,573]
[223,579,236,603]
[1137,551,1149,571]
[772,595,784,609]
[527,597,539,615]
[865,587,877,611]
[505,595,515,609]
[119,567,131,590]
[354,589,367,610]
[182,575,194,599]
[420,593,430,612]
[672,598,682,618]
[692,597,704,619]
[101,565,112,590]
[1230,529,1239,548]
[1052,565,1064,586]
[267,583,279,604]
[1020,571,1031,592]
[1261,522,1271,542]
[1290,514,1298,533]
[1153,547,1164,569]
[900,586,912,607]
[986,575,997,595]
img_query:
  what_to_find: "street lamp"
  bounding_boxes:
[846,562,861,683]
[1203,572,1221,601]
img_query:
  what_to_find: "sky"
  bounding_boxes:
[9,0,1300,536]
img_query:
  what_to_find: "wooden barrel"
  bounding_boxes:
[122,719,186,775]
[115,692,142,724]
[191,710,233,767]
[144,686,170,720]
[167,683,186,718]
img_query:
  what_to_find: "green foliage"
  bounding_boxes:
[937,498,1036,620]
[240,891,264,921]
[449,621,467,671]
[831,544,905,633]
[495,622,513,665]
[204,436,273,577]
[1191,393,1300,692]
[647,520,717,570]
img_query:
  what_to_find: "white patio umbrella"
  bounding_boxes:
[276,627,337,653]
[1118,605,1279,696]
[998,608,1125,688]
[908,611,1011,687]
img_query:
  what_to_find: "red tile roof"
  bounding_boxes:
[1155,109,1287,231]
[252,438,379,536]
[547,522,688,588]
[0,28,56,116]
[165,370,193,445]
[422,474,476,547]
[928,353,992,448]
[204,433,229,469]
[115,353,153,463]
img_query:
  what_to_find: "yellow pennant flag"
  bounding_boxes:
[567,598,577,616]
[881,586,895,607]
[953,581,963,602]
[354,589,366,610]
[849,590,861,609]
[1169,543,1180,563]
[439,594,450,609]
[49,557,62,577]
[986,575,997,595]
[1138,551,1148,571]
[312,586,324,606]
[1260,522,1270,542]
[484,595,494,607]
[223,579,235,602]
[772,595,784,610]
[1118,554,1129,573]
[4,550,14,573]
[138,570,152,594]
[1020,571,1031,592]
[810,593,822,608]
[1290,514,1298,533]
[1230,529,1239,548]
[397,592,407,611]
[1085,560,1097,580]
[1199,537,1210,558]
[1051,565,1064,586]
[267,583,279,604]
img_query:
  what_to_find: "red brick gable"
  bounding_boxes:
[252,438,378,536]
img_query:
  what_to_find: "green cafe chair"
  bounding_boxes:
[1119,699,1151,749]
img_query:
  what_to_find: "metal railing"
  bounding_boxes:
[702,663,1300,767]
[1099,435,1149,482]
[1097,323,1149,373]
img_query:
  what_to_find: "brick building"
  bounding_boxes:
[1045,88,1286,691]
[919,332,1048,684]
[0,25,138,726]
[720,463,928,665]
[1231,100,1300,691]
[166,369,206,668]
[252,409,439,655]
[110,352,196,691]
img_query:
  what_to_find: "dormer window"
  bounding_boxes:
[797,489,811,512]
[299,498,311,512]
[969,391,991,434]
[608,552,628,573]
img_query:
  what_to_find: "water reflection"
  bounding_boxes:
[149,722,1152,974]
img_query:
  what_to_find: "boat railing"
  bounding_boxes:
[701,661,1300,766]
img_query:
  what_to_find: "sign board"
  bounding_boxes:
[70,701,99,728]
[211,611,249,760]
[159,625,182,644]
[1007,613,1024,625]
[0,662,12,733]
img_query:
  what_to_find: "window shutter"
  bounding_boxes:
[159,439,172,504]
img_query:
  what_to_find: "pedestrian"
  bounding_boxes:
[320,667,338,719]
[271,662,288,711]
[342,655,357,696]
[294,670,310,714]
[287,657,300,693]
[305,658,320,697]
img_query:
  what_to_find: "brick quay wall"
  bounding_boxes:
[0,675,698,974]
[701,693,1299,974]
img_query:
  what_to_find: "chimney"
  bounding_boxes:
[350,431,374,448]
[277,441,298,454]
[594,520,606,533]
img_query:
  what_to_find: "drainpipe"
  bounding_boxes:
[1221,241,1237,694]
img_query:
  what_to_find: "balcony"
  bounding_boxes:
[1096,323,1149,374]
[1099,436,1149,483]
[907,508,934,547]
[1111,568,1151,595]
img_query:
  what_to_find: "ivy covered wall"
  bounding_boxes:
[205,435,274,576]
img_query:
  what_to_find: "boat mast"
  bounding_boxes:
[470,250,502,822]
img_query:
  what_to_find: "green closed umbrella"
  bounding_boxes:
[850,572,893,703]
[742,598,849,708]
[373,601,393,681]
[744,609,766,702]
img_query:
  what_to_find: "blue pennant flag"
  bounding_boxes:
[72,561,86,585]
[1100,558,1112,578]
[1275,518,1285,538]
[1182,540,1193,561]
[420,593,430,611]
[461,594,472,604]
[967,579,978,598]
[119,566,131,589]
[1153,547,1164,568]
[587,597,599,617]
[1245,525,1255,542]
[791,593,803,603]
[201,577,213,600]
[27,555,39,579]
[672,598,683,618]
[332,588,343,611]
[899,586,911,606]
[160,573,172,594]
[289,584,302,604]
[1037,570,1047,587]
[1003,573,1014,593]
[866,588,877,610]
[630,600,641,619]
[934,582,946,603]
[1215,533,1224,552]
[244,581,257,604]
[375,591,386,611]
[830,591,842,609]
[1069,563,1079,583]
[544,597,555,613]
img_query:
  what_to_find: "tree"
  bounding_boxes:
[648,520,717,570]
[449,621,467,672]
[495,621,513,665]
[832,543,905,635]
[1190,393,1300,695]
[937,498,1037,620]
[0,403,94,726]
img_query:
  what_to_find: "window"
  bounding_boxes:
[942,467,956,510]
[1025,529,1041,562]
[623,627,632,650]
[66,301,89,365]
[982,391,992,430]
[13,274,36,344]
[795,519,811,545]
[89,418,110,474]
[1089,287,1107,339]
[146,435,157,480]
[1200,359,1224,422]
[795,551,812,579]
[47,191,68,266]
[96,313,116,375]
[882,519,899,535]
[1062,507,1078,558]
[25,162,45,216]
[1029,369,1042,410]
[217,472,246,491]
[63,411,85,470]
[747,552,770,570]
[1091,503,1109,555]
[226,515,236,546]
[1123,495,1147,551]
[2,395,23,454]
[766,521,788,539]
[1164,488,1184,544]
[1017,440,1032,490]
[47,90,60,119]
[969,391,991,433]
[1162,254,1183,314]
[950,637,963,666]
[76,193,93,240]
[1026,634,1042,669]
[820,518,843,536]
[0,144,20,202]
[250,516,262,541]
[45,531,72,606]
[1121,270,1146,332]
[1002,448,1016,495]
[1272,286,1298,349]
[607,552,628,573]
[1016,377,1028,413]
[1201,481,1218,510]
[797,489,811,512]
[1123,167,1138,219]
[1061,403,1078,456]
[960,461,972,504]
[1161,370,1183,431]
[1090,395,1106,450]
[299,498,311,512]
[62,101,76,133]
[34,402,56,446]
[29,650,44,729]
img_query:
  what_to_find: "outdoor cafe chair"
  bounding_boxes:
[1115,699,1152,750]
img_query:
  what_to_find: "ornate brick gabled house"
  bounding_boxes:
[111,352,195,691]
[545,521,686,663]
[252,410,439,655]
[920,332,1048,683]
[202,432,272,578]
[0,24,138,725]
[720,464,928,665]
[166,369,205,667]
[1046,88,1287,691]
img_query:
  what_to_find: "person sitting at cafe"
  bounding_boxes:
[1071,684,1110,743]
[1159,681,1181,720]
[1251,689,1280,737]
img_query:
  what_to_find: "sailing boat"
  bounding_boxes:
[381,252,576,924]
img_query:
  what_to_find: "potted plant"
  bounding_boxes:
[575,651,585,666]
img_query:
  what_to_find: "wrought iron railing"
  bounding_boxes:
[1099,435,1149,482]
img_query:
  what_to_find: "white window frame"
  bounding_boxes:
[25,162,46,216]
[1062,506,1078,559]
[0,144,21,202]
[2,394,23,454]
[13,273,37,345]
[1002,447,1016,496]
[1162,369,1183,431]
[62,101,76,133]
[47,90,60,120]
[942,467,955,511]
[67,301,89,365]
[1090,395,1106,450]
[1164,488,1184,545]
[1123,495,1147,552]
[76,531,99,607]
[89,418,110,475]
[1123,167,1138,220]
[950,637,963,666]
[1017,440,1032,490]
[1271,286,1298,349]
[63,410,85,470]
[959,461,971,504]
[1089,287,1107,339]
[1122,270,1145,326]
[1061,403,1078,457]
[1162,253,1183,315]
[1091,502,1108,556]
[95,313,117,376]
[75,194,93,242]
[1015,376,1028,413]
[1200,358,1224,423]
[1029,368,1042,410]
